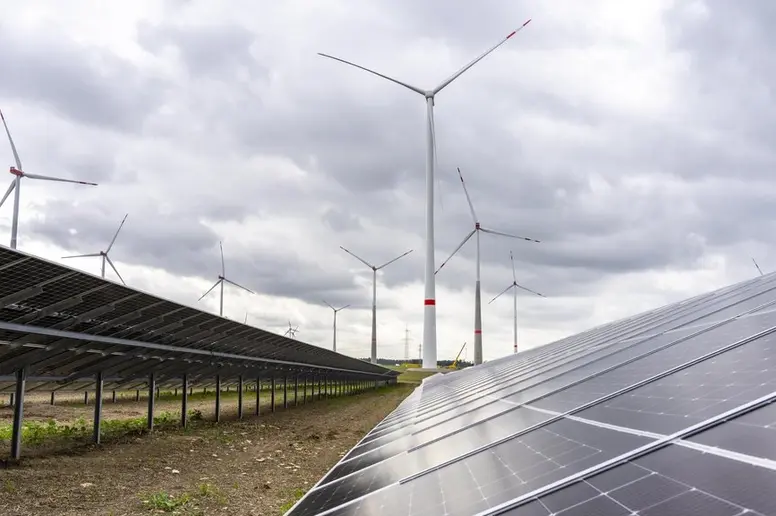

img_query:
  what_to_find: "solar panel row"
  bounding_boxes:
[287,271,776,515]
[0,246,397,390]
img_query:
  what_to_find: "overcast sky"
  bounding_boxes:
[0,0,772,362]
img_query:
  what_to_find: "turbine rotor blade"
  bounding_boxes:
[323,299,336,311]
[198,279,222,301]
[752,257,765,276]
[0,180,16,209]
[510,251,517,283]
[219,241,225,276]
[377,249,413,269]
[317,53,426,96]
[433,19,532,95]
[338,304,351,311]
[105,255,126,285]
[488,283,514,304]
[457,168,478,223]
[340,245,374,269]
[223,277,255,295]
[435,229,475,275]
[481,227,540,243]
[106,213,128,253]
[61,252,101,259]
[23,173,98,186]
[0,110,23,170]
[515,282,544,297]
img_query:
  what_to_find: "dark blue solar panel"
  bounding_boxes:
[531,311,776,414]
[571,330,776,434]
[298,420,652,516]
[688,399,776,462]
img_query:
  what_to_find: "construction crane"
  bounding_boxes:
[449,342,467,370]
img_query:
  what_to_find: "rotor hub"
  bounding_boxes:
[9,167,22,177]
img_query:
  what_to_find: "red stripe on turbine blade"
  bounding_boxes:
[506,30,517,39]
[424,299,436,306]
[523,19,532,27]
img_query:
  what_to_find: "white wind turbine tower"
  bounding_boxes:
[489,251,544,355]
[323,301,350,352]
[436,168,539,365]
[284,320,300,339]
[62,213,129,285]
[1,110,98,249]
[198,241,255,317]
[319,19,532,369]
[340,245,413,364]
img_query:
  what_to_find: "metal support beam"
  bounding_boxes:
[181,374,188,428]
[318,376,322,401]
[10,368,26,460]
[271,376,276,413]
[112,390,116,403]
[93,371,104,444]
[303,376,307,404]
[237,375,244,420]
[50,391,55,405]
[215,374,221,423]
[147,372,156,431]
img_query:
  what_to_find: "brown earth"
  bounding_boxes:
[0,384,414,516]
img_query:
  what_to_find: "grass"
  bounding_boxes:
[0,411,181,446]
[278,488,307,514]
[142,491,192,513]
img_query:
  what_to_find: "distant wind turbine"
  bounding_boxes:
[489,251,544,355]
[323,300,350,352]
[436,167,539,365]
[340,245,413,364]
[198,241,255,317]
[0,109,98,249]
[319,19,533,369]
[62,213,129,285]
[752,257,765,276]
[284,320,300,339]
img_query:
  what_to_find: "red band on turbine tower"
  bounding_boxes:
[424,299,436,306]
[474,330,482,334]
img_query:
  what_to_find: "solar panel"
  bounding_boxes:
[287,271,776,515]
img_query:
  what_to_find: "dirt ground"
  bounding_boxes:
[0,384,414,516]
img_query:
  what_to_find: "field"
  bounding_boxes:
[0,383,415,515]
[384,365,446,384]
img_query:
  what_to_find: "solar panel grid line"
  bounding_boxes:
[477,389,776,516]
[0,321,395,377]
[397,320,776,485]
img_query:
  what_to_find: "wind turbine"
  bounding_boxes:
[436,168,539,365]
[339,245,413,364]
[0,110,98,249]
[62,213,129,285]
[318,19,532,369]
[284,320,300,339]
[198,241,255,317]
[324,300,350,352]
[489,251,544,355]
[752,257,765,276]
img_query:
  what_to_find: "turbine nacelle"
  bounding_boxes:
[9,167,22,177]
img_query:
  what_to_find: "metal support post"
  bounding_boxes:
[10,368,26,460]
[93,372,104,444]
[237,375,244,420]
[215,374,222,423]
[271,376,276,413]
[147,372,156,431]
[255,375,261,416]
[294,375,299,406]
[181,374,188,428]
[50,392,55,405]
[283,375,288,409]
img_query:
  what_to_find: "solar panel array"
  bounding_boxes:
[0,246,396,393]
[288,272,776,515]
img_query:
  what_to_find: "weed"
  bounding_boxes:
[196,483,226,504]
[142,491,191,512]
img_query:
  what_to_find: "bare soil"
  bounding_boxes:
[0,384,414,516]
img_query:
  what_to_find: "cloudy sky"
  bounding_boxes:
[0,0,772,362]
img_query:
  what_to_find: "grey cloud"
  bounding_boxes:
[0,24,164,133]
